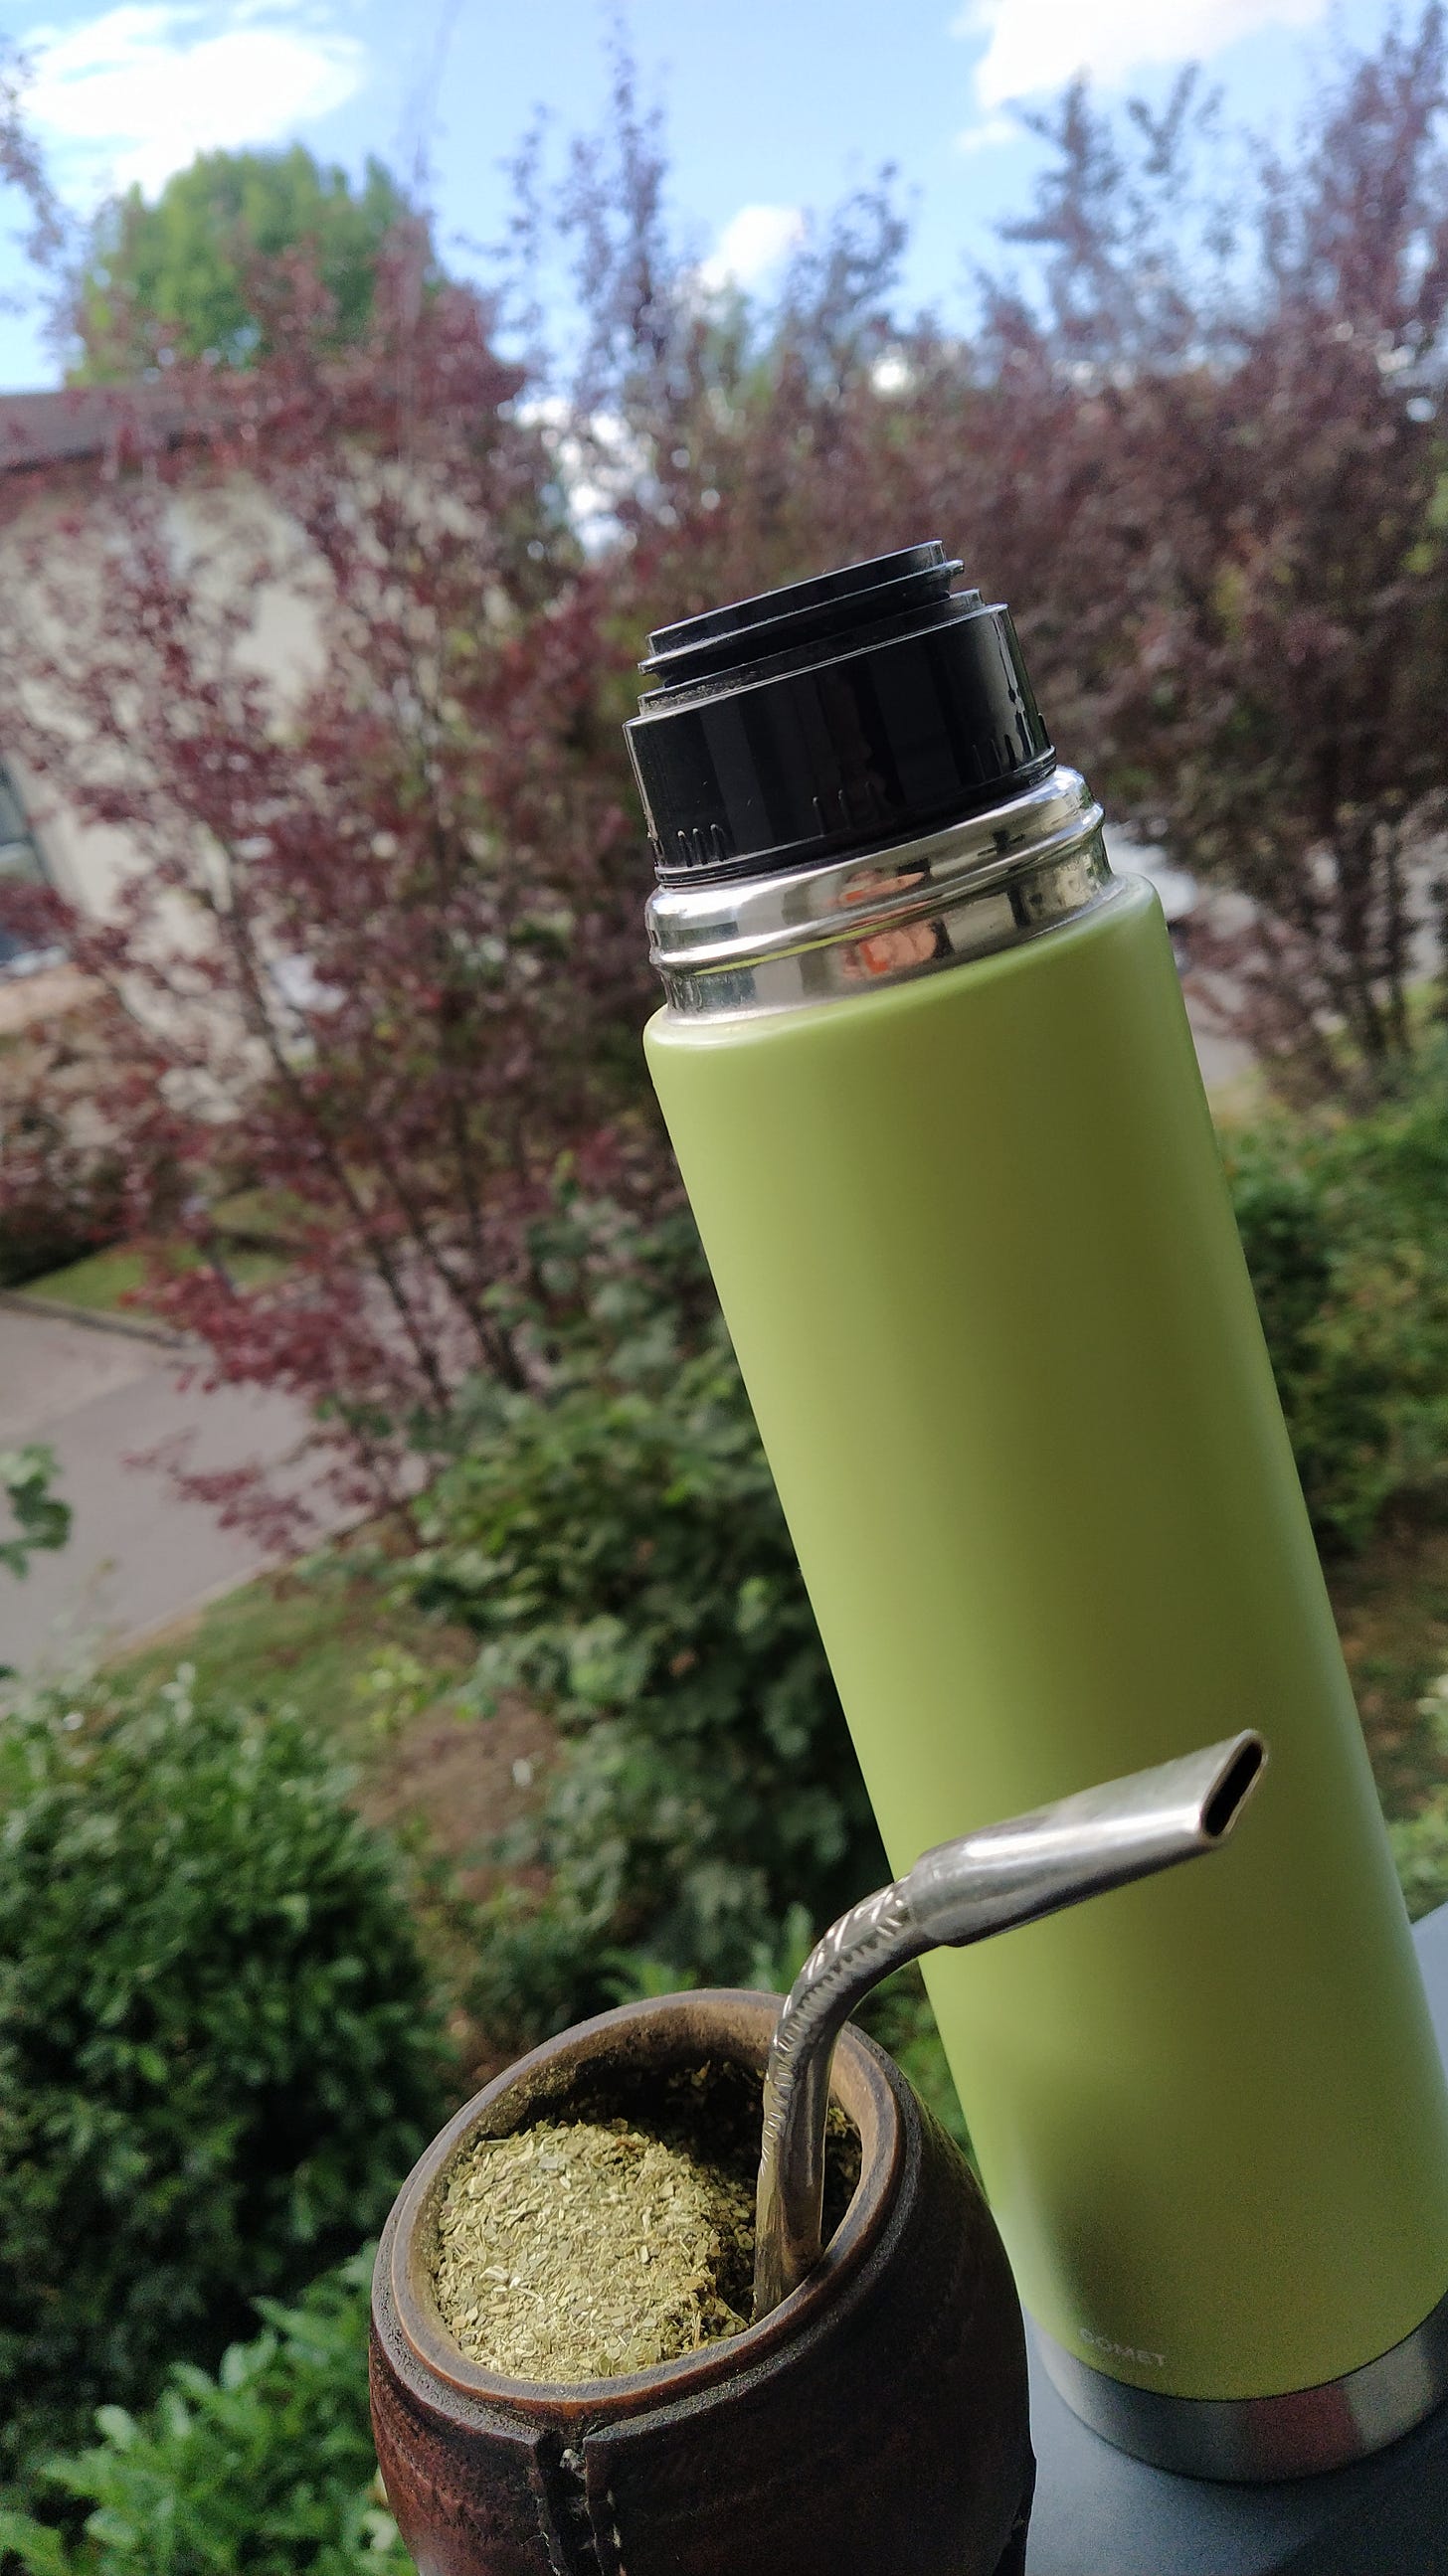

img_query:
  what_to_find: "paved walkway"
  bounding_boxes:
[0,1303,340,1681]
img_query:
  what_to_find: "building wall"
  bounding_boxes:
[0,470,324,1029]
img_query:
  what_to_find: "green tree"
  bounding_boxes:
[72,147,417,379]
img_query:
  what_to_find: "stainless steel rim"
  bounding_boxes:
[645,766,1115,1019]
[1039,2284,1448,2482]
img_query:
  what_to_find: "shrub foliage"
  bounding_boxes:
[0,1674,446,2482]
[0,2253,406,2576]
[1225,1042,1448,1552]
[405,1322,883,2041]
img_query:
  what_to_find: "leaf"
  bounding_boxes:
[0,1447,71,1580]
[0,2505,73,2573]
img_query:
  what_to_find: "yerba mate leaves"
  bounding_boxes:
[431,2115,755,2381]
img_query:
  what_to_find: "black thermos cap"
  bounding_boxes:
[625,541,1054,885]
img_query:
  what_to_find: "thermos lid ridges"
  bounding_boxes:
[626,542,1055,884]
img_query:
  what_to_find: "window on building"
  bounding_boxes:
[0,765,60,975]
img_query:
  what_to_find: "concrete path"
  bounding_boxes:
[0,1302,340,1681]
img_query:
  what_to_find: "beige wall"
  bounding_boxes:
[0,473,324,1033]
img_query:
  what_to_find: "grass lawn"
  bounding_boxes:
[113,1551,468,1741]
[1331,1521,1448,1824]
[18,1242,288,1314]
[111,1549,551,1858]
[207,1184,312,1247]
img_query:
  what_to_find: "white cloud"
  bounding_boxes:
[955,0,1325,111]
[24,4,365,199]
[955,111,1016,153]
[698,203,806,295]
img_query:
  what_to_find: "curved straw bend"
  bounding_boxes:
[752,1729,1266,2319]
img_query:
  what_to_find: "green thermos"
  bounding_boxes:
[625,543,1448,2479]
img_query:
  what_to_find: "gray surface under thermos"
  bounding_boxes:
[1025,1898,1448,2572]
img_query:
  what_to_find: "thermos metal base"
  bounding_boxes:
[1040,2283,1448,2481]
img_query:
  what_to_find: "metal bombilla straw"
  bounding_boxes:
[753,1730,1268,2320]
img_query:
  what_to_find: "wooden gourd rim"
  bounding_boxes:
[383,1984,908,2418]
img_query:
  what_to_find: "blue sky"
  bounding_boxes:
[0,0,1402,388]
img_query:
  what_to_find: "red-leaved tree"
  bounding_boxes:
[972,15,1448,1081]
[0,244,661,1532]
[7,10,1448,1529]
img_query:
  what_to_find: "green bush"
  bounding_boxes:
[0,2252,408,2576]
[1226,1041,1448,1552]
[0,1673,446,2486]
[403,1324,883,2043]
[1388,1800,1448,1923]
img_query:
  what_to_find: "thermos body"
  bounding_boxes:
[645,877,1448,2406]
[627,545,1448,2473]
